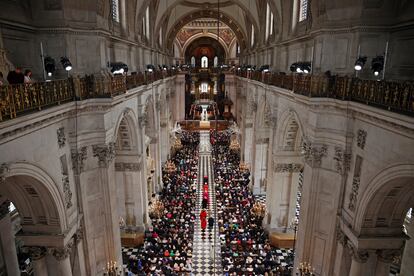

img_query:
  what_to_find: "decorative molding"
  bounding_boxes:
[138,115,147,128]
[346,242,369,263]
[0,163,9,185]
[74,228,84,244]
[333,146,351,174]
[115,162,141,172]
[71,147,87,174]
[336,227,347,247]
[26,246,47,261]
[92,143,115,168]
[62,176,72,209]
[348,176,360,211]
[0,200,10,220]
[302,140,328,167]
[56,127,66,148]
[357,129,367,149]
[376,249,402,264]
[49,242,73,261]
[274,163,304,173]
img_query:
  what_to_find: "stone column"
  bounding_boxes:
[91,143,122,266]
[375,249,400,276]
[48,245,73,276]
[27,246,48,276]
[267,163,302,231]
[71,229,87,276]
[400,218,414,275]
[348,247,370,276]
[0,201,20,276]
[333,230,351,276]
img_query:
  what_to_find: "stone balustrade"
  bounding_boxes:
[0,70,176,122]
[236,71,414,117]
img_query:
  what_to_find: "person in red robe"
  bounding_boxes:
[201,218,207,231]
[200,209,207,221]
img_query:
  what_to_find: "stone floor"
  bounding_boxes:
[191,131,222,275]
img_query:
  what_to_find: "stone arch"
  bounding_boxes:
[1,162,67,234]
[181,32,231,58]
[275,108,306,152]
[113,108,139,154]
[354,163,414,235]
[166,9,248,54]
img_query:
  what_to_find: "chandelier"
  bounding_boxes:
[297,262,315,276]
[251,201,266,218]
[104,261,123,276]
[229,139,240,151]
[173,137,183,151]
[164,160,177,174]
[239,162,249,172]
[149,198,164,219]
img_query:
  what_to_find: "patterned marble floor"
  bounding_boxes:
[192,131,222,275]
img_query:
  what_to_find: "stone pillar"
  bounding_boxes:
[0,201,20,276]
[375,249,401,276]
[27,247,48,276]
[333,230,351,276]
[48,245,73,276]
[267,163,302,231]
[348,247,370,276]
[72,229,87,276]
[400,218,414,275]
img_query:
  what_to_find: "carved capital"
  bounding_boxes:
[49,244,72,261]
[376,249,401,264]
[357,129,367,149]
[347,242,369,263]
[92,143,115,168]
[57,127,66,148]
[274,163,303,173]
[115,162,141,171]
[26,246,47,261]
[71,147,87,174]
[302,140,328,167]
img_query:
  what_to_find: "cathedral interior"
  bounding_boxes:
[0,0,413,275]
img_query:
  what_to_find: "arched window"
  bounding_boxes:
[265,3,275,41]
[201,56,208,68]
[191,56,196,66]
[213,56,218,67]
[111,0,120,22]
[145,6,150,39]
[200,82,208,93]
[299,0,308,22]
[251,25,255,47]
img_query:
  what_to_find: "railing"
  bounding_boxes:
[237,71,414,116]
[0,70,176,122]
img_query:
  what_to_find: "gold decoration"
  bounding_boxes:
[164,160,177,174]
[148,198,164,219]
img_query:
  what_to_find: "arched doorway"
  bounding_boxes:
[114,111,147,233]
[266,110,304,234]
[0,163,80,276]
[184,37,226,67]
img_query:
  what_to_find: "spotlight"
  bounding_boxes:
[354,56,367,71]
[60,57,72,71]
[44,56,56,77]
[146,64,155,72]
[290,62,299,73]
[296,67,303,73]
[371,56,384,77]
[302,62,311,74]
[259,65,270,73]
[109,62,128,74]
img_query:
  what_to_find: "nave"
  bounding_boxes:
[121,130,294,275]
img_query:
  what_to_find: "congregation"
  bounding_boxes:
[124,132,200,275]
[212,131,293,276]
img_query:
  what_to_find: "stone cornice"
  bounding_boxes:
[274,163,304,173]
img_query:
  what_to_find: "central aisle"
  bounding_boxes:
[192,131,222,275]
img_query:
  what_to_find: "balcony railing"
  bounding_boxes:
[0,70,176,122]
[236,71,414,117]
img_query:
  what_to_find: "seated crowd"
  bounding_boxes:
[211,130,293,276]
[124,132,199,275]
